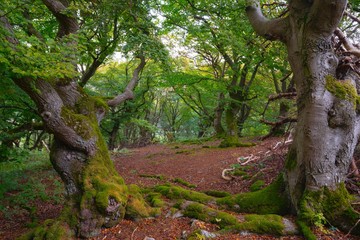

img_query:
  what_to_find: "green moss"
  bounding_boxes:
[239,214,284,235]
[182,203,286,235]
[298,183,360,236]
[125,184,157,220]
[250,180,265,192]
[146,192,165,208]
[219,137,256,148]
[182,202,240,229]
[217,175,290,215]
[173,178,197,188]
[325,75,360,108]
[186,229,208,240]
[18,220,73,240]
[154,185,214,204]
[139,174,166,181]
[232,169,247,177]
[80,118,129,221]
[75,94,109,115]
[297,220,317,240]
[61,107,95,140]
[285,147,297,170]
[203,190,231,198]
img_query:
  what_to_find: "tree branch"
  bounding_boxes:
[107,56,146,107]
[334,28,360,58]
[245,0,288,42]
[42,0,79,38]
[308,0,347,35]
[260,117,297,126]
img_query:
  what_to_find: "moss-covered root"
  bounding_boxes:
[18,219,74,240]
[180,201,297,236]
[217,175,291,214]
[125,184,161,220]
[153,184,215,203]
[298,184,360,238]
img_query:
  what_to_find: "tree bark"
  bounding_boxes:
[1,0,149,238]
[247,0,360,235]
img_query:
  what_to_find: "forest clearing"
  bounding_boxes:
[2,137,360,239]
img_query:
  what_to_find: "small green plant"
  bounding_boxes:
[313,212,329,233]
[0,150,63,220]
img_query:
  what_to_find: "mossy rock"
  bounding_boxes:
[181,201,294,236]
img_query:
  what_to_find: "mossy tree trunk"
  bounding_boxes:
[213,93,226,137]
[1,0,148,238]
[14,77,134,238]
[247,0,360,235]
[221,60,262,147]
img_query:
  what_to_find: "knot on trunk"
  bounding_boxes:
[328,100,355,128]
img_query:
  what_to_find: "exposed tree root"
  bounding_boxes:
[298,184,360,239]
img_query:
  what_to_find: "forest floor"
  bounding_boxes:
[1,136,360,239]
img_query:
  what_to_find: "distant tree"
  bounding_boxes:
[160,0,267,146]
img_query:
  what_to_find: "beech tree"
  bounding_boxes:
[0,0,164,238]
[247,0,360,236]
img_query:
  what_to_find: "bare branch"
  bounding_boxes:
[345,11,360,24]
[260,117,297,126]
[269,92,297,101]
[334,28,360,58]
[107,56,146,107]
[245,0,288,42]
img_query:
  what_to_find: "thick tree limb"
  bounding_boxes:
[269,92,297,101]
[107,56,146,107]
[14,78,97,155]
[42,0,79,38]
[245,0,288,42]
[0,14,19,45]
[308,0,347,35]
[22,9,45,42]
[260,118,297,127]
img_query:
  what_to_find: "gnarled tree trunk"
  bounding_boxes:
[247,0,360,236]
[1,0,149,237]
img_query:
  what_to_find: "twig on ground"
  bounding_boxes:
[345,219,360,237]
[131,227,138,240]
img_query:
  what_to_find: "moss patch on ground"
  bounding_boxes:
[18,219,73,240]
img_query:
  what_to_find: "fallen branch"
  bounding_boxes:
[268,92,297,101]
[260,118,297,127]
